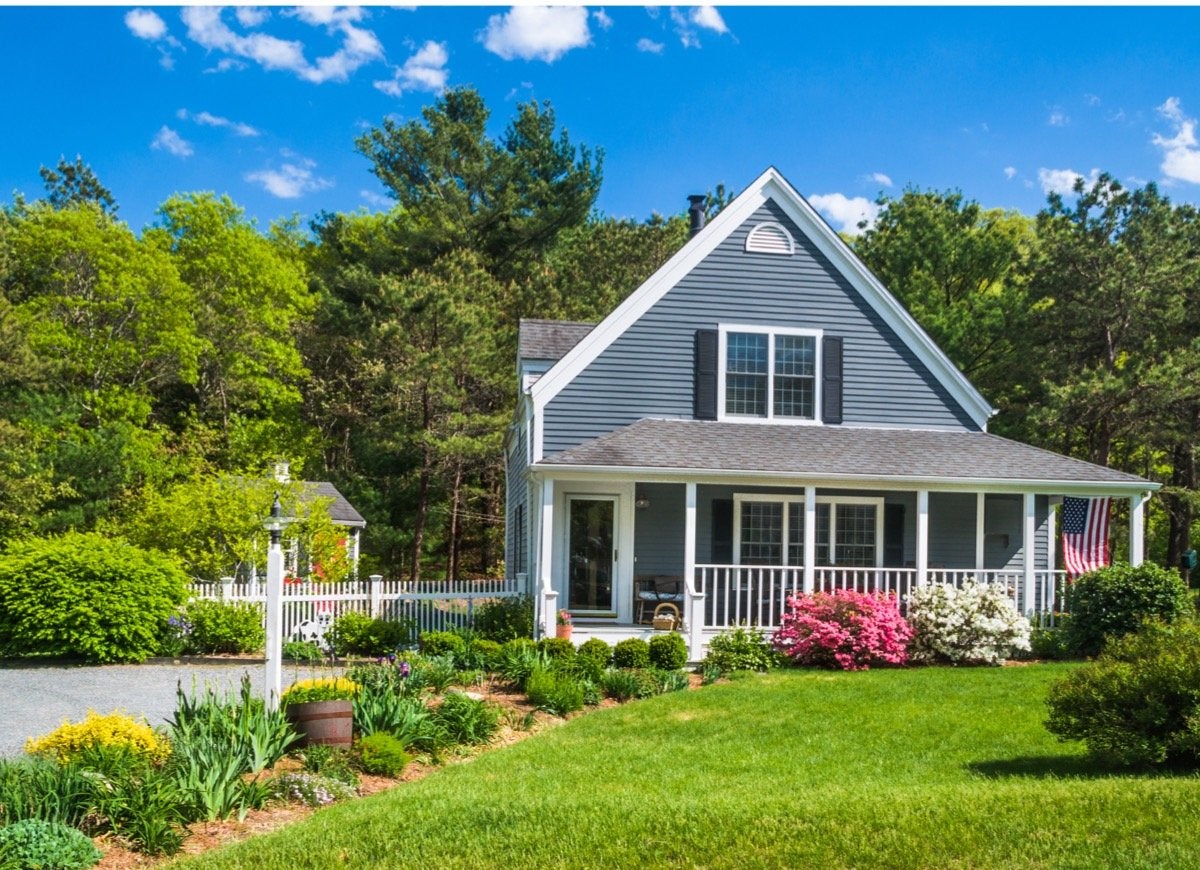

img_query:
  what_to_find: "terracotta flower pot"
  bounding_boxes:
[286,699,353,749]
[555,624,573,641]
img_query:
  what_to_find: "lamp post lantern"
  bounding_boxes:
[263,492,293,711]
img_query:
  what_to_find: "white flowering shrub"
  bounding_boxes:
[905,581,1031,665]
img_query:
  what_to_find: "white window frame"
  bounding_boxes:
[732,494,884,568]
[717,324,823,424]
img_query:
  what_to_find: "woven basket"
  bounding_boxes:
[652,602,681,631]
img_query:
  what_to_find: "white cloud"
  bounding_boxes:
[690,6,728,34]
[808,192,879,236]
[181,6,383,84]
[868,172,892,188]
[593,9,613,30]
[1004,166,1018,180]
[178,109,260,137]
[637,37,664,54]
[1048,110,1069,127]
[374,41,449,97]
[235,7,270,28]
[482,6,591,63]
[670,8,699,48]
[360,188,392,208]
[125,8,166,40]
[1037,167,1100,195]
[1153,97,1200,184]
[150,126,193,158]
[245,155,333,199]
[1084,93,1101,107]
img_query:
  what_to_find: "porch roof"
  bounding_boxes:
[535,419,1154,491]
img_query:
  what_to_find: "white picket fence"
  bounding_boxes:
[189,575,524,649]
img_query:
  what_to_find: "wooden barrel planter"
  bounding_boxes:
[286,699,354,749]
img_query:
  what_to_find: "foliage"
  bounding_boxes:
[0,532,187,663]
[355,733,410,777]
[472,596,534,642]
[773,591,913,671]
[702,626,779,674]
[169,675,297,775]
[496,640,548,690]
[283,640,324,663]
[432,692,500,745]
[1046,619,1200,765]
[0,818,102,870]
[469,638,502,670]
[85,755,188,856]
[266,772,357,808]
[648,632,689,670]
[1029,622,1073,661]
[281,678,359,705]
[418,630,466,660]
[327,611,413,657]
[181,599,265,655]
[525,666,585,716]
[575,638,612,681]
[40,155,117,216]
[906,582,1031,665]
[0,757,95,828]
[1063,563,1190,656]
[612,638,651,670]
[158,613,193,657]
[26,711,171,766]
[536,636,575,661]
[297,745,359,787]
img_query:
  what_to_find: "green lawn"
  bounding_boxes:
[181,665,1200,869]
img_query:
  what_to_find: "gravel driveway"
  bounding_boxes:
[0,659,338,757]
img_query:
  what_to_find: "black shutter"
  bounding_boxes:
[694,329,719,420]
[822,336,843,424]
[711,499,733,563]
[884,503,905,567]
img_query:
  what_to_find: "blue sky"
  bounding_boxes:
[4,5,1200,235]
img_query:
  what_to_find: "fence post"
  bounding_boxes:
[220,576,234,601]
[369,574,382,619]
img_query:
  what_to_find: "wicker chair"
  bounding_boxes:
[635,575,685,624]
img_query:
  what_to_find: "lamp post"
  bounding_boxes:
[263,492,293,711]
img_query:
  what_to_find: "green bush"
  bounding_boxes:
[575,638,612,682]
[182,599,265,655]
[702,626,778,673]
[525,666,585,715]
[283,640,324,663]
[0,757,96,828]
[1046,618,1200,765]
[1064,563,1190,656]
[432,692,499,745]
[537,637,576,661]
[356,733,410,777]
[612,638,651,670]
[0,532,188,663]
[471,639,502,670]
[1029,623,1072,661]
[649,633,689,670]
[419,631,467,660]
[328,612,413,657]
[599,668,641,702]
[473,596,534,642]
[497,640,547,690]
[298,745,359,787]
[0,818,102,870]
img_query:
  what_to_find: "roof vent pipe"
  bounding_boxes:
[687,194,706,237]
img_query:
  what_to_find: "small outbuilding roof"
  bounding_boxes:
[518,318,596,361]
[303,481,366,527]
[535,419,1154,492]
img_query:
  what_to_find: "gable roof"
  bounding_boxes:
[527,167,994,430]
[304,481,366,527]
[536,419,1154,494]
[518,319,596,361]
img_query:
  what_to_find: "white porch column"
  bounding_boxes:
[1130,492,1147,567]
[803,486,816,594]
[916,489,929,587]
[975,492,986,571]
[1023,492,1037,616]
[684,483,704,661]
[537,478,557,639]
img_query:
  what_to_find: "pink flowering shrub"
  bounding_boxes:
[772,590,913,671]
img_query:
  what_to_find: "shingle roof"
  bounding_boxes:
[537,419,1153,489]
[304,481,366,527]
[518,319,596,361]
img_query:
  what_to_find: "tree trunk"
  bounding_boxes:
[447,461,463,582]
[409,386,432,583]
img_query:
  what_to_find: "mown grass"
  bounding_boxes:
[181,665,1200,869]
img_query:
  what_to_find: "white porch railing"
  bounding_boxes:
[190,575,523,649]
[692,565,1068,630]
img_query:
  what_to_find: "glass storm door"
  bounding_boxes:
[567,496,616,614]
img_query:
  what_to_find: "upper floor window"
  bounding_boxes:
[720,326,820,421]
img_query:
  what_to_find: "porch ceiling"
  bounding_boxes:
[535,419,1154,492]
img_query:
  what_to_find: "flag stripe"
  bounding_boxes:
[1062,496,1111,578]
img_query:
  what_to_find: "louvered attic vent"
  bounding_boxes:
[744,221,795,255]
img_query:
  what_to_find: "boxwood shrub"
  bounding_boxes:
[612,638,651,670]
[648,633,689,670]
[0,532,188,663]
[1063,563,1190,656]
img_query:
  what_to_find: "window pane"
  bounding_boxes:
[726,374,767,415]
[740,501,782,565]
[787,501,804,565]
[835,504,876,567]
[775,335,814,377]
[725,333,768,417]
[727,333,768,374]
[774,376,814,418]
[816,503,831,564]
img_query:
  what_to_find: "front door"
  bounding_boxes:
[567,496,617,616]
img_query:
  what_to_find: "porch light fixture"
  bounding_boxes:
[635,494,651,509]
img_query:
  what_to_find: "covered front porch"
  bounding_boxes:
[533,476,1149,660]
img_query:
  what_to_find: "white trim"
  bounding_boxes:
[1023,493,1037,616]
[552,481,635,623]
[745,221,796,255]
[1129,491,1147,566]
[528,166,994,430]
[717,324,822,424]
[975,492,986,571]
[916,489,929,586]
[803,486,816,593]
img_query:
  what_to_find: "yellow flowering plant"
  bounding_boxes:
[25,710,172,765]
[280,677,359,705]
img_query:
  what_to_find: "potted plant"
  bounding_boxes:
[281,677,359,748]
[556,609,573,641]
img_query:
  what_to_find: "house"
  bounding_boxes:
[504,168,1157,658]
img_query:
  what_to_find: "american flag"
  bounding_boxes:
[1062,496,1111,578]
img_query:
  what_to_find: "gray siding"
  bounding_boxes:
[929,492,977,568]
[633,483,685,575]
[544,199,977,454]
[504,420,529,578]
